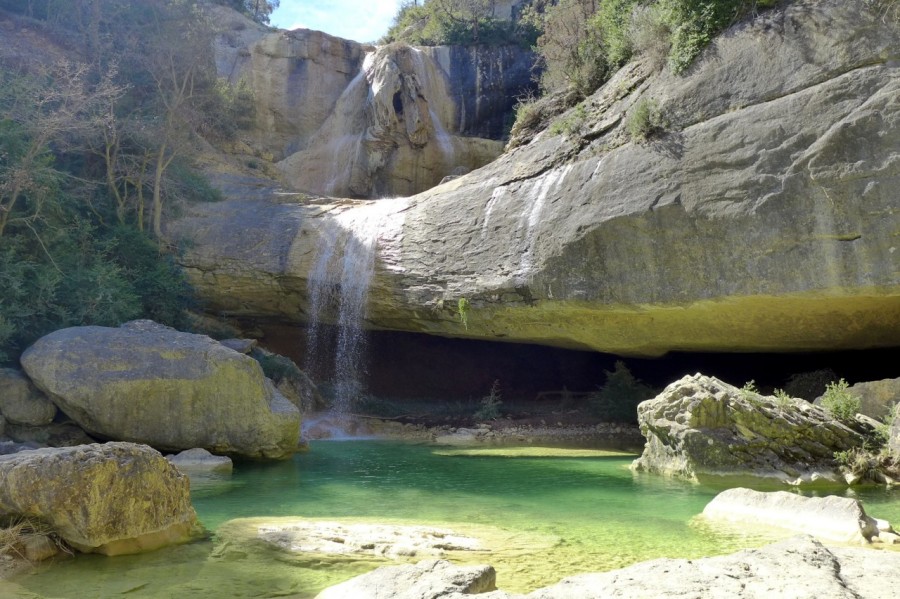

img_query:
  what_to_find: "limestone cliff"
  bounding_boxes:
[172,0,900,357]
[209,7,535,197]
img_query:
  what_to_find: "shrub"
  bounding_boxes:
[474,379,503,421]
[589,361,656,423]
[772,388,794,411]
[627,98,665,141]
[783,369,838,401]
[820,378,860,422]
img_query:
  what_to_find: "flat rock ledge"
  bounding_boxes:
[222,519,484,561]
[0,442,200,556]
[702,488,897,545]
[166,447,233,474]
[316,536,900,599]
[631,373,867,485]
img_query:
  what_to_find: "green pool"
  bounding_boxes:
[5,440,900,598]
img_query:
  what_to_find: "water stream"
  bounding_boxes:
[6,440,900,599]
[305,200,407,419]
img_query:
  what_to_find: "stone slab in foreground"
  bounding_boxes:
[701,487,893,545]
[0,442,200,555]
[315,536,900,599]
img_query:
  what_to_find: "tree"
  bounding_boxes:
[435,0,497,42]
[0,62,122,238]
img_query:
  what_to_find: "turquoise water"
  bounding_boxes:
[5,441,900,598]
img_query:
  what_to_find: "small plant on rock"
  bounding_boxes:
[457,297,470,331]
[820,378,860,422]
[773,388,793,412]
[474,379,503,422]
[627,98,666,141]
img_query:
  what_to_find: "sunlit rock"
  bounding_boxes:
[315,559,497,599]
[0,443,200,555]
[173,0,900,357]
[20,320,300,459]
[631,374,869,484]
[701,488,891,545]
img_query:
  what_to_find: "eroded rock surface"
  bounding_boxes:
[20,320,300,459]
[172,0,900,357]
[315,559,497,599]
[631,374,867,484]
[0,443,199,555]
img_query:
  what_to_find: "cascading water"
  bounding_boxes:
[305,199,407,423]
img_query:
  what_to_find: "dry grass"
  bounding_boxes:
[0,516,70,562]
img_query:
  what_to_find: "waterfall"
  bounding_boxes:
[305,198,407,419]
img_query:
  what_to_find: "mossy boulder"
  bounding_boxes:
[0,442,200,555]
[20,321,300,459]
[631,374,869,485]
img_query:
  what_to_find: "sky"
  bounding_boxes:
[269,0,404,43]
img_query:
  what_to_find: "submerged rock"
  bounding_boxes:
[315,559,497,599]
[221,519,483,561]
[20,320,300,459]
[701,488,892,545]
[631,374,867,484]
[0,443,199,555]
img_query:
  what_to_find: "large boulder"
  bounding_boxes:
[170,0,900,357]
[0,368,57,426]
[701,488,889,545]
[631,374,867,484]
[0,443,199,555]
[20,320,300,459]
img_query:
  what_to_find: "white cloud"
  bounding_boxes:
[271,0,402,43]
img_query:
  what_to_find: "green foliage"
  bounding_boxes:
[627,98,665,141]
[383,0,530,47]
[549,101,588,136]
[783,369,838,401]
[820,378,860,422]
[589,361,655,423]
[457,297,470,330]
[592,0,640,69]
[254,352,303,381]
[772,388,793,411]
[474,379,503,421]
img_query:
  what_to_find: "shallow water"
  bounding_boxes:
[5,441,900,598]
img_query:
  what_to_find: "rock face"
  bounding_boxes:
[315,559,497,599]
[631,374,866,484]
[314,536,900,599]
[0,368,57,426]
[172,0,900,357]
[701,488,887,545]
[0,443,199,555]
[210,7,535,197]
[20,320,300,459]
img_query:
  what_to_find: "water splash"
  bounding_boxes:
[305,199,407,420]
